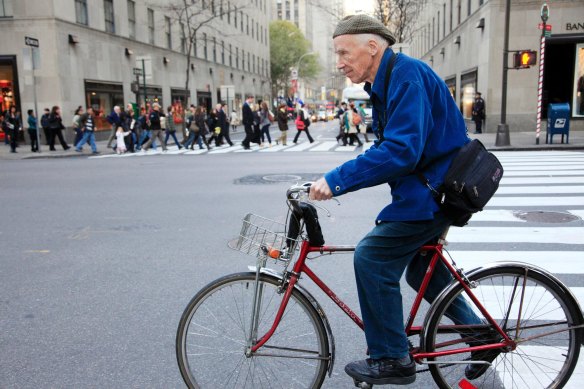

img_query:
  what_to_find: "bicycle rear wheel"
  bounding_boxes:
[424,264,582,389]
[176,272,329,389]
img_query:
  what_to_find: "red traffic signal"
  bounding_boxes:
[513,50,537,69]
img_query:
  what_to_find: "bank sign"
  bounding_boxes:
[566,22,584,31]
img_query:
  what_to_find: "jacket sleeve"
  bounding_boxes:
[325,81,432,196]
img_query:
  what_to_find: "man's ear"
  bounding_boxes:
[368,39,379,56]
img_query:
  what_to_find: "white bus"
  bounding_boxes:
[341,86,373,131]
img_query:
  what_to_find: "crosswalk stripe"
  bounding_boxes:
[259,144,294,152]
[335,145,359,152]
[309,141,339,152]
[502,161,584,166]
[183,148,208,155]
[469,210,526,222]
[212,145,242,153]
[496,186,584,194]
[447,227,584,245]
[447,251,584,274]
[283,142,317,152]
[568,210,584,219]
[503,170,583,177]
[487,196,584,207]
[500,177,584,185]
[503,165,584,171]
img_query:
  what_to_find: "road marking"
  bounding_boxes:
[487,197,584,207]
[212,145,243,153]
[447,227,584,245]
[468,210,526,222]
[500,177,584,185]
[259,144,294,152]
[284,142,317,152]
[309,141,339,152]
[23,250,50,253]
[183,148,208,155]
[495,186,584,194]
[503,170,584,177]
[502,165,584,171]
[568,210,584,219]
[447,251,584,274]
[502,161,584,166]
[335,145,359,152]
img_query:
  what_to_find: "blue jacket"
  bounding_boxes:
[325,49,469,222]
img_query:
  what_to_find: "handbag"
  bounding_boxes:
[295,116,305,130]
[214,126,221,135]
[417,139,504,226]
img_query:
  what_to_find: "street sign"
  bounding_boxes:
[290,68,298,81]
[541,3,550,23]
[133,67,143,76]
[25,36,39,47]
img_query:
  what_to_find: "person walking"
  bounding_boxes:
[141,103,167,152]
[206,108,220,147]
[344,102,363,147]
[293,104,314,144]
[358,102,371,142]
[40,108,51,146]
[217,104,234,146]
[3,105,22,153]
[471,92,485,134]
[48,106,70,151]
[276,103,289,146]
[136,106,150,150]
[309,14,484,386]
[106,105,124,149]
[72,106,84,146]
[259,101,273,147]
[230,109,239,132]
[74,107,99,154]
[164,105,183,149]
[241,96,254,149]
[335,102,348,145]
[27,109,39,152]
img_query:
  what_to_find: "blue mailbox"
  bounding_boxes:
[546,103,570,144]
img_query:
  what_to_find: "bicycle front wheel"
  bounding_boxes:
[424,264,582,389]
[176,272,329,389]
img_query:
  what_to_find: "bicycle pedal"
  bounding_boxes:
[353,379,373,389]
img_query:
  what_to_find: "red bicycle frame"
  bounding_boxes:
[250,239,515,360]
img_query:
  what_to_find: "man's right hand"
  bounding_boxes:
[310,178,333,201]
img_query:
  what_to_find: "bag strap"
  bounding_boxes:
[377,52,399,141]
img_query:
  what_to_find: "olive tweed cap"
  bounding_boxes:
[333,14,396,45]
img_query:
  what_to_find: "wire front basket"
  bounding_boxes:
[231,213,300,266]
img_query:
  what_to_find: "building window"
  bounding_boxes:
[220,1,223,19]
[460,70,477,119]
[286,0,290,20]
[221,41,225,64]
[227,2,231,23]
[294,0,299,20]
[457,0,461,25]
[165,16,172,49]
[127,0,136,39]
[437,11,440,42]
[277,0,282,19]
[432,17,435,46]
[479,0,484,5]
[229,44,232,67]
[85,81,124,131]
[442,3,446,40]
[450,0,453,32]
[193,32,197,57]
[242,49,245,70]
[467,0,471,16]
[180,23,186,54]
[104,0,115,33]
[251,18,254,38]
[213,37,217,62]
[247,52,250,71]
[74,0,87,25]
[234,6,237,25]
[148,8,155,44]
[246,15,249,35]
[573,44,584,117]
[240,11,244,31]
[203,33,208,59]
[445,77,456,101]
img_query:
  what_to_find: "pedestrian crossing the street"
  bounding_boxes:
[88,139,374,158]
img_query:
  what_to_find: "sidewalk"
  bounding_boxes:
[1,130,583,160]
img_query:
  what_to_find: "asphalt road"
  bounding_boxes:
[1,120,583,388]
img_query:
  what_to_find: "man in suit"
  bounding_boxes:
[217,103,233,146]
[241,96,254,150]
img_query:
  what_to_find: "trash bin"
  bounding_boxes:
[546,103,570,144]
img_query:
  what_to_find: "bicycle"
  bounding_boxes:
[176,183,584,389]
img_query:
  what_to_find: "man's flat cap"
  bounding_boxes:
[333,14,396,45]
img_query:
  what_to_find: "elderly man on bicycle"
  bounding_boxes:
[310,15,487,386]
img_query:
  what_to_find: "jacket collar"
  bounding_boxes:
[364,47,395,105]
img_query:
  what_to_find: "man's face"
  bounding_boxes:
[334,35,375,84]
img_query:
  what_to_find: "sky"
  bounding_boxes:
[344,0,374,15]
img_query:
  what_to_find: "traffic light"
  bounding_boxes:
[513,50,537,69]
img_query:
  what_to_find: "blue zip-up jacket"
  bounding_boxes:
[324,49,469,222]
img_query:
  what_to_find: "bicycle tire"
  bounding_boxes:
[424,264,582,389]
[176,272,330,389]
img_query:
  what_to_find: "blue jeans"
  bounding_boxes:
[354,212,482,359]
[75,131,97,152]
[165,130,182,148]
[260,124,271,144]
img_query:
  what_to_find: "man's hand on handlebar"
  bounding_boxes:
[309,178,333,201]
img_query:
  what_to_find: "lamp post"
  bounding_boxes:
[495,0,512,146]
[296,52,315,101]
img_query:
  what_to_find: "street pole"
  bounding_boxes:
[536,3,549,145]
[496,0,512,146]
[142,59,147,107]
[32,47,41,153]
[296,52,315,102]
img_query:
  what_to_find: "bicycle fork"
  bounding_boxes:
[246,256,267,356]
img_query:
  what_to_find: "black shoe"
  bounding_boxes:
[465,329,502,380]
[345,356,416,386]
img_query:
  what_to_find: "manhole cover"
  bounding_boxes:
[513,211,580,223]
[262,174,303,182]
[234,173,324,185]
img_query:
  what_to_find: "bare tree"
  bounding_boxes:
[373,0,421,44]
[154,1,247,123]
